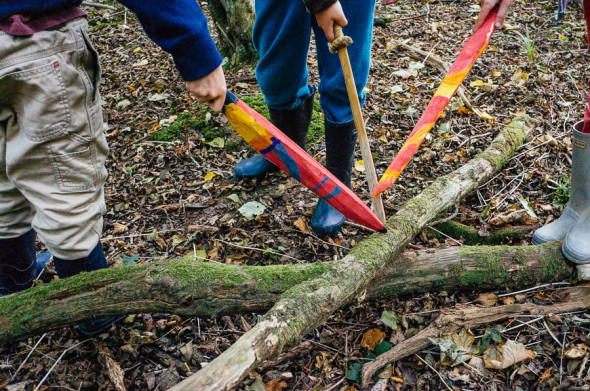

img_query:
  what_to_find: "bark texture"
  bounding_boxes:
[207,0,257,64]
[0,240,571,345]
[169,114,537,390]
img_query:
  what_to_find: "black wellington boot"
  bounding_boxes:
[311,120,357,237]
[233,90,315,179]
[53,242,124,337]
[0,230,50,295]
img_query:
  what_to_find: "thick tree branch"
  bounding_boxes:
[169,114,536,390]
[0,241,571,345]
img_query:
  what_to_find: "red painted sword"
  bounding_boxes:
[372,7,499,197]
[224,91,387,233]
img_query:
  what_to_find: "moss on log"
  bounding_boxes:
[0,240,573,345]
[170,115,537,390]
[431,220,530,245]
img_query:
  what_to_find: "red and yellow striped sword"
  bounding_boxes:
[372,7,498,197]
[224,91,387,233]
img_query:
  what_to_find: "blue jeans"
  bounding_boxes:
[253,0,375,124]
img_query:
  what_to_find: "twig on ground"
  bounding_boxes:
[216,239,303,263]
[498,282,572,297]
[10,334,46,382]
[502,316,544,333]
[320,377,345,391]
[560,330,567,384]
[427,226,463,246]
[578,355,589,379]
[34,340,91,391]
[102,229,183,241]
[426,205,459,228]
[415,354,455,391]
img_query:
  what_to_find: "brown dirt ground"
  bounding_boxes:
[2,0,590,390]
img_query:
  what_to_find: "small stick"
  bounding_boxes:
[34,340,91,391]
[10,334,46,382]
[215,239,303,263]
[330,24,387,224]
[320,377,345,391]
[560,331,567,384]
[415,354,455,391]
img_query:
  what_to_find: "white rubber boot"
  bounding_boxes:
[532,121,590,244]
[563,202,590,271]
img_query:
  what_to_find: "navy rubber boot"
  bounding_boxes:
[54,242,123,337]
[0,230,50,296]
[311,121,357,237]
[233,90,315,180]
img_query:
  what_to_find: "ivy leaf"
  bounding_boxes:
[238,201,266,220]
[121,253,139,266]
[376,341,393,356]
[206,137,225,148]
[345,362,364,383]
[480,329,502,352]
[380,311,399,330]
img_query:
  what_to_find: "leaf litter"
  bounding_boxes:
[1,0,590,390]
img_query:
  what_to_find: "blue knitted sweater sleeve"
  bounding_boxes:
[0,0,223,81]
[117,0,223,81]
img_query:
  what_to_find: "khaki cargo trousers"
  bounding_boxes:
[0,17,108,260]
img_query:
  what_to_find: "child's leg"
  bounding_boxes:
[0,34,40,294]
[2,18,108,266]
[0,145,38,294]
[235,0,316,180]
[253,0,313,109]
[307,0,375,236]
[312,0,376,124]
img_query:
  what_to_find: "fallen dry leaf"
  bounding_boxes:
[488,209,528,226]
[484,340,536,370]
[360,328,386,351]
[113,223,129,235]
[563,344,588,359]
[265,378,287,391]
[432,328,476,366]
[474,293,498,307]
[536,367,553,385]
[293,217,310,233]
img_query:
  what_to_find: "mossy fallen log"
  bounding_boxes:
[431,220,531,245]
[170,115,537,390]
[0,241,572,345]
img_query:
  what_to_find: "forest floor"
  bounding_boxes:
[2,0,590,390]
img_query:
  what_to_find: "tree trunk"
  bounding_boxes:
[0,240,572,345]
[169,114,537,390]
[206,0,257,64]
